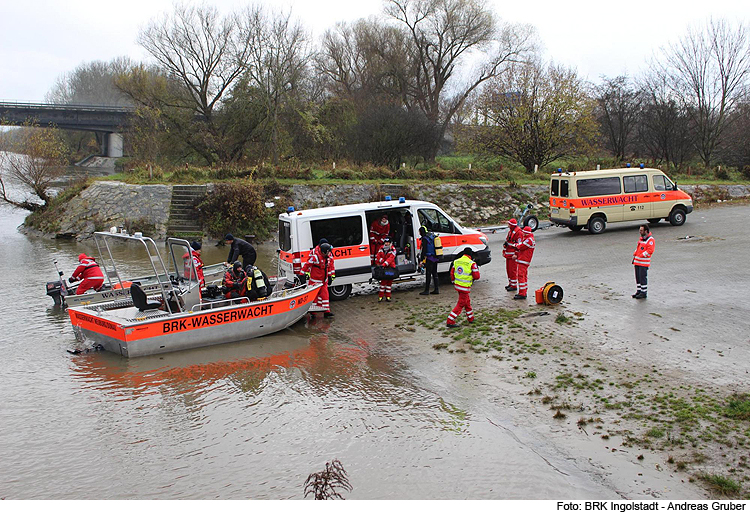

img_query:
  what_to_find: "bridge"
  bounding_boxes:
[0,101,134,157]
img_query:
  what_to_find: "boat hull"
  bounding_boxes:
[69,285,321,358]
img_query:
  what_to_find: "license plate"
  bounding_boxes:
[551,207,559,214]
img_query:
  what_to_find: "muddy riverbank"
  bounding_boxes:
[361,204,750,498]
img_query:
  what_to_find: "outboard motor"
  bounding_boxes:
[46,280,65,305]
[46,269,69,306]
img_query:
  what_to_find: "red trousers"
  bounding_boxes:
[75,278,104,295]
[378,280,393,299]
[447,290,474,324]
[310,280,330,312]
[505,257,517,287]
[517,263,529,296]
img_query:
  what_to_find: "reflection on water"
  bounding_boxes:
[0,180,609,499]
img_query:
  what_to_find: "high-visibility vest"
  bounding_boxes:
[452,255,475,289]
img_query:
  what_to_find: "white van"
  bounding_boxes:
[277,197,491,301]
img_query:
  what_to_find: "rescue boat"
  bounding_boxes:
[67,232,322,358]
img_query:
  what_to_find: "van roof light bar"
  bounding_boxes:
[626,163,631,168]
[557,168,562,173]
[398,197,406,203]
[639,163,645,169]
[385,195,392,201]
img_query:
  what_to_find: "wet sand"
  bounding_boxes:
[342,203,750,498]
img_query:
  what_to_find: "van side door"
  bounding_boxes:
[622,174,652,221]
[308,213,371,281]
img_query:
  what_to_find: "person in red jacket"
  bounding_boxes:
[503,218,522,291]
[223,261,248,300]
[302,239,336,318]
[70,253,104,294]
[183,241,205,286]
[632,224,655,299]
[514,226,535,300]
[447,248,480,327]
[369,215,390,262]
[375,237,397,302]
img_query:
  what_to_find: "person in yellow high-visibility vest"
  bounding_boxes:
[447,248,481,328]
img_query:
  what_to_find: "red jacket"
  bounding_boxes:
[503,226,522,258]
[516,232,535,266]
[369,219,390,247]
[223,269,247,298]
[72,258,104,281]
[375,246,397,268]
[183,250,205,286]
[302,246,335,282]
[633,235,655,267]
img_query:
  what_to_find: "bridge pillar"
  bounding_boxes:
[104,133,124,157]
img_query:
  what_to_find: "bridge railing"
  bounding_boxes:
[0,100,134,113]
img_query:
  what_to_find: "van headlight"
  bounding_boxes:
[479,235,488,246]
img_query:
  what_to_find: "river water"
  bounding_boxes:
[0,179,614,500]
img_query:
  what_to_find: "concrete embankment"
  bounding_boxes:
[21,180,750,241]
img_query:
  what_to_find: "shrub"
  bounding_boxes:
[741,166,750,181]
[714,166,730,180]
[197,182,275,239]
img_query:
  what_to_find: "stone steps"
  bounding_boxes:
[167,185,207,235]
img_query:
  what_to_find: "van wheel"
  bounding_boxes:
[568,225,584,232]
[588,216,606,234]
[669,208,686,226]
[328,283,352,301]
[523,215,539,231]
[647,218,661,225]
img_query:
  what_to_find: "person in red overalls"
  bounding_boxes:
[446,248,480,327]
[223,261,248,300]
[183,241,205,287]
[632,224,655,299]
[302,239,336,318]
[369,215,390,262]
[70,253,104,294]
[503,218,522,291]
[375,237,397,302]
[514,226,535,300]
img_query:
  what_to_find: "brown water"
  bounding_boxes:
[0,185,615,499]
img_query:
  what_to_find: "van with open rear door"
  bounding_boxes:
[277,197,491,300]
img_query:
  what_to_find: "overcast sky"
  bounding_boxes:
[0,0,747,102]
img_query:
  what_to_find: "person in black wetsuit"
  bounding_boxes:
[224,233,257,268]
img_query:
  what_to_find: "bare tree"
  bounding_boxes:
[240,8,312,164]
[46,57,134,107]
[595,75,642,160]
[467,61,596,172]
[637,69,693,168]
[0,123,68,211]
[138,2,253,119]
[656,18,750,166]
[385,0,535,160]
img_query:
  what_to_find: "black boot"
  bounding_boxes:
[430,288,439,295]
[513,294,527,300]
[505,285,516,291]
[419,290,430,296]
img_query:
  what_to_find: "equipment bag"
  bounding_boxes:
[372,266,400,280]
